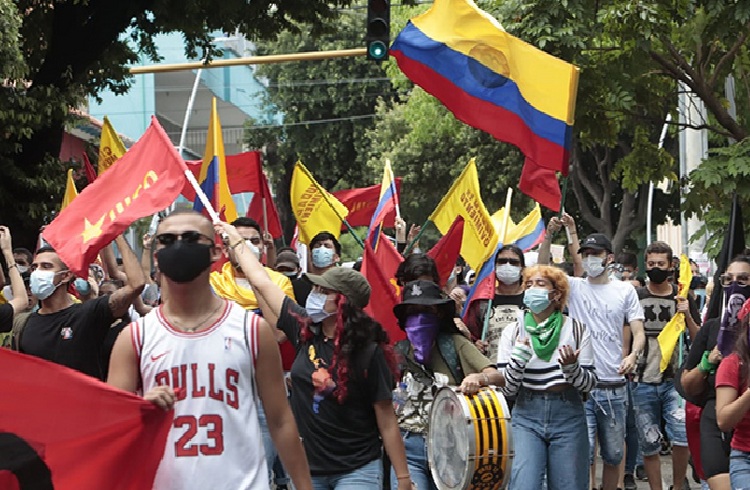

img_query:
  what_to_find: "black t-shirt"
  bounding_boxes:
[19,296,115,379]
[0,303,13,333]
[277,297,394,475]
[684,318,720,400]
[636,284,701,381]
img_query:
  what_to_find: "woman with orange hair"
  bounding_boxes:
[485,264,597,490]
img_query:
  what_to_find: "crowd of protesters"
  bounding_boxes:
[3,209,750,490]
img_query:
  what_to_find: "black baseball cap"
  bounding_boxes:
[578,233,612,254]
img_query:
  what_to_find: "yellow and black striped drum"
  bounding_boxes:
[427,387,513,490]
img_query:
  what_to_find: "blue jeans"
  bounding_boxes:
[730,449,750,490]
[258,404,290,486]
[509,387,589,490]
[312,458,382,490]
[585,385,627,466]
[631,380,687,456]
[390,431,436,490]
[625,381,642,473]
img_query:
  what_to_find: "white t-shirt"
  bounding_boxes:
[567,277,644,383]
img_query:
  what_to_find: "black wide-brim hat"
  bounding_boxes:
[393,280,456,328]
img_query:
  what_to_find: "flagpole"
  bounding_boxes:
[482,189,512,341]
[184,169,221,223]
[499,188,513,244]
[387,159,401,220]
[298,164,364,249]
[558,176,569,219]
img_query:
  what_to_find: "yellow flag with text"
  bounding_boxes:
[98,117,126,174]
[61,169,78,210]
[657,254,693,372]
[429,159,498,270]
[290,162,349,244]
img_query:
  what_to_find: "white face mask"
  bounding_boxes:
[17,265,29,274]
[30,270,65,300]
[305,290,333,323]
[245,240,262,261]
[495,264,521,284]
[582,256,607,278]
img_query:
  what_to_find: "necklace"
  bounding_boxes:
[168,301,224,333]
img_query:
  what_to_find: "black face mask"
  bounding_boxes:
[156,241,213,283]
[646,267,671,284]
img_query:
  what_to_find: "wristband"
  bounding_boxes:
[396,475,411,480]
[230,239,244,249]
[482,373,490,386]
[699,350,716,374]
[7,263,17,270]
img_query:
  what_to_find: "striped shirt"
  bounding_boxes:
[496,315,597,396]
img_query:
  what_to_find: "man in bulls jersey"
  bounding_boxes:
[107,211,312,490]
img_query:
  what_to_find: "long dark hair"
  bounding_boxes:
[735,314,750,386]
[300,295,398,403]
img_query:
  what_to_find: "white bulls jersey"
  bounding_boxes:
[133,300,268,490]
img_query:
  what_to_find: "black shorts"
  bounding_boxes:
[700,398,732,478]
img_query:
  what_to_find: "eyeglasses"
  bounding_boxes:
[155,231,214,247]
[496,258,521,266]
[720,273,750,287]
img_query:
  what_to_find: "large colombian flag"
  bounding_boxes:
[194,97,238,222]
[391,0,579,211]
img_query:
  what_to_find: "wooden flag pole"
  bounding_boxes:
[481,188,513,341]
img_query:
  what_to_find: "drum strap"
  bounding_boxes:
[437,334,464,384]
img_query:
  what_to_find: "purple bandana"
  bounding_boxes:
[404,313,441,365]
[717,282,750,356]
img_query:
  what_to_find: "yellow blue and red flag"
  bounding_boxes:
[391,0,579,211]
[367,160,399,249]
[194,98,238,222]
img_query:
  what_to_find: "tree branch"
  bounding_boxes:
[570,156,607,232]
[709,25,750,88]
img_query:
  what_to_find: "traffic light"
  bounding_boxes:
[366,0,390,61]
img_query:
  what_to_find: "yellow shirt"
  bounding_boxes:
[210,261,294,310]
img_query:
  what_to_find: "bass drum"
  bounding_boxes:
[427,387,513,490]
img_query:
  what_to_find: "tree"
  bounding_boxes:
[2,0,352,247]
[243,7,398,242]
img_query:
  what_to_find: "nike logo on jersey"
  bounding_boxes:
[150,351,170,362]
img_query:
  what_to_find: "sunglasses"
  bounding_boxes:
[155,231,215,247]
[496,258,521,266]
[720,273,750,287]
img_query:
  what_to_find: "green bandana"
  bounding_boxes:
[523,311,564,362]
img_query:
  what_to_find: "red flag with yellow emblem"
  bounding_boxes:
[43,117,187,276]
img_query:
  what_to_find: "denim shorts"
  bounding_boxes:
[585,385,627,466]
[730,448,750,490]
[631,380,687,456]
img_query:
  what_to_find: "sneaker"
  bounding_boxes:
[635,465,648,481]
[623,473,637,490]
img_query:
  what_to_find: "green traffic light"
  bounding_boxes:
[368,41,387,60]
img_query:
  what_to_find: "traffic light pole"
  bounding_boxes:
[129,48,367,75]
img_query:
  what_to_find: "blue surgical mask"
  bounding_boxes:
[305,290,333,323]
[312,247,335,268]
[523,287,551,314]
[30,270,65,300]
[74,278,91,296]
